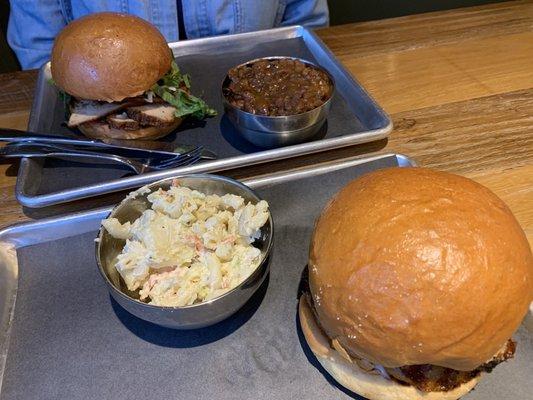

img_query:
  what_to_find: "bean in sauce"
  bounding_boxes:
[224,59,332,116]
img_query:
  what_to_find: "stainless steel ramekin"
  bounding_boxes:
[222,56,334,148]
[95,174,274,329]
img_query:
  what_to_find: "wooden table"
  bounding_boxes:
[0,1,531,245]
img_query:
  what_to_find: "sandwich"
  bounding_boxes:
[50,12,215,140]
[300,167,532,400]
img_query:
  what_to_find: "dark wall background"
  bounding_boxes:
[0,0,20,73]
[0,1,510,73]
[328,0,507,25]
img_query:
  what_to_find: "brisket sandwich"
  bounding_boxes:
[300,167,532,400]
[50,12,215,140]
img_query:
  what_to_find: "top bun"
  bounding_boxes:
[309,167,533,371]
[51,12,172,102]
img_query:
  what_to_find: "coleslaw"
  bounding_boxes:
[102,183,269,307]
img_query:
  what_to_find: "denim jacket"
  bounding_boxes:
[8,0,329,70]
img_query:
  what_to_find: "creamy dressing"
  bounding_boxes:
[102,184,269,306]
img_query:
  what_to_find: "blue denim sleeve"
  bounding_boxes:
[8,0,68,70]
[281,0,329,28]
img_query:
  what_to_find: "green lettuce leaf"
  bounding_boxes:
[49,61,215,121]
[152,61,216,120]
[48,78,72,119]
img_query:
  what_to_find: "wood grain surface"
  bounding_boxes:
[0,1,531,246]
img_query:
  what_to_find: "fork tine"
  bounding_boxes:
[147,146,200,166]
[173,146,203,162]
[152,146,203,168]
[165,145,201,162]
[163,153,201,169]
[152,152,201,171]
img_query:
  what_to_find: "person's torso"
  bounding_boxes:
[59,0,288,42]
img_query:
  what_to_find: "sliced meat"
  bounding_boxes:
[388,364,479,392]
[120,94,166,105]
[68,100,126,127]
[386,339,516,392]
[106,113,140,131]
[126,104,177,127]
[477,339,516,373]
[68,97,152,127]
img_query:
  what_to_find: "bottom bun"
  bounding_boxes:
[78,119,182,141]
[298,296,481,400]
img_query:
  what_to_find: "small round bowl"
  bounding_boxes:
[222,56,335,148]
[95,174,274,329]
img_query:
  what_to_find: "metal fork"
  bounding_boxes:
[0,127,218,160]
[0,143,203,174]
[6,141,198,166]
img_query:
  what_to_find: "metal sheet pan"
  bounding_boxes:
[19,25,392,208]
[2,153,532,399]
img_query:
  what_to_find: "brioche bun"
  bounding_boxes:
[299,295,481,400]
[308,167,532,373]
[79,119,182,141]
[51,12,172,102]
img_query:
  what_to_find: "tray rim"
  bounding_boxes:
[1,152,414,394]
[19,25,392,208]
[5,153,414,246]
[3,154,533,399]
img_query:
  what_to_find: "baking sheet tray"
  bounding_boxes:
[19,25,392,208]
[2,154,530,400]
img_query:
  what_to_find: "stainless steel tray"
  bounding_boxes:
[19,25,392,208]
[2,153,532,399]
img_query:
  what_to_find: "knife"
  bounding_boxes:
[0,128,217,160]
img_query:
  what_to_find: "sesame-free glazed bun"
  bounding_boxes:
[308,167,533,372]
[51,12,172,102]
